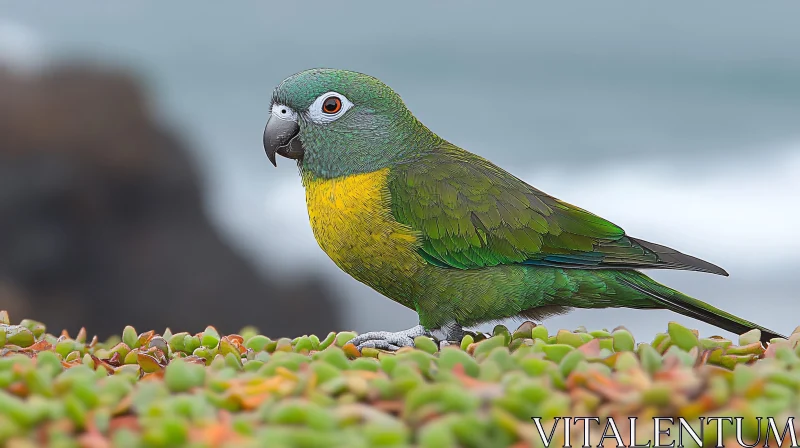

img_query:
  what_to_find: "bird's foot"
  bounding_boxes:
[430,322,466,346]
[350,325,430,351]
[351,322,467,352]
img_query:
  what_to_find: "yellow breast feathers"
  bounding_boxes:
[301,168,421,294]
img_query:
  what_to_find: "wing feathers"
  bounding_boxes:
[627,237,729,276]
[389,145,728,276]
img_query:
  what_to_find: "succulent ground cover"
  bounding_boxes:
[1,310,799,448]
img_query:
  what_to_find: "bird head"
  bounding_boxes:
[263,68,440,178]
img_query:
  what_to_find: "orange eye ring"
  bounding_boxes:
[322,96,342,114]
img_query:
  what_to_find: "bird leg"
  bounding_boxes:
[351,322,465,351]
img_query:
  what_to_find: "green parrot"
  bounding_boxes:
[263,68,784,350]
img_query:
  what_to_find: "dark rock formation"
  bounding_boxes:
[0,64,341,339]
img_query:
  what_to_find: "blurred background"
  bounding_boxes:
[1,2,798,341]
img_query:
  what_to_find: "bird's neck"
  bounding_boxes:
[299,114,443,180]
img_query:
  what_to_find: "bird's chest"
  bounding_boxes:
[302,169,421,291]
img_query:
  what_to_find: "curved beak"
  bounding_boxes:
[263,115,304,166]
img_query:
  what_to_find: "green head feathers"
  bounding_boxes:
[264,68,442,178]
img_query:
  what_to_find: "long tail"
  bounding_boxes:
[614,270,785,344]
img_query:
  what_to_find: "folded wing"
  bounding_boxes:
[388,145,727,276]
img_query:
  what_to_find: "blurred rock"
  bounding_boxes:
[0,63,341,338]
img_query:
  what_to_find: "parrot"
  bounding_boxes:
[262,68,784,350]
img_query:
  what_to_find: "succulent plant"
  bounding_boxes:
[0,310,797,447]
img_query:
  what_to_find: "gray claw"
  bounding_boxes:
[351,325,429,352]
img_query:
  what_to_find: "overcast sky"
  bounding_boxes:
[3,1,799,341]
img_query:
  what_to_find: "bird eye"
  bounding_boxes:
[307,91,353,124]
[322,96,342,114]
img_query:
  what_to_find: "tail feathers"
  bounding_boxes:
[616,271,785,344]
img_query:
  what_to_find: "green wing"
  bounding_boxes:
[388,145,727,275]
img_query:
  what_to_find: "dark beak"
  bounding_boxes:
[263,116,304,167]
